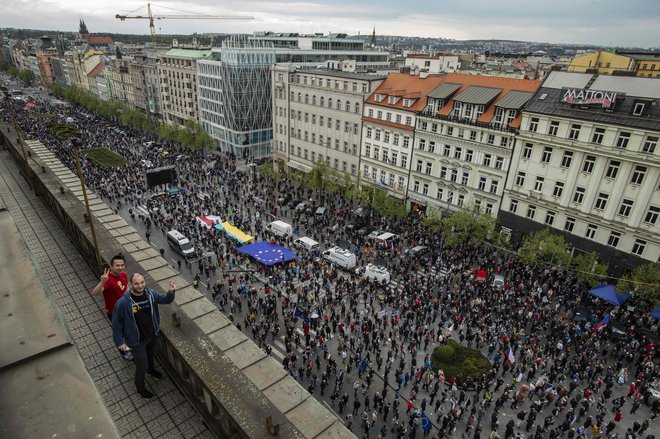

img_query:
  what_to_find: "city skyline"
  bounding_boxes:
[1,0,659,48]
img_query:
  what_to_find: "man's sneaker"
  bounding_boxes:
[139,390,154,399]
[147,370,163,379]
[121,348,133,361]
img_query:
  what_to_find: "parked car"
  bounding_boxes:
[408,245,428,258]
[295,202,307,212]
[368,230,385,240]
[360,264,391,285]
[492,274,505,291]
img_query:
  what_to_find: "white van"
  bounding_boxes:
[492,274,505,291]
[323,247,357,270]
[166,230,195,258]
[362,264,391,285]
[375,232,398,248]
[267,220,293,238]
[315,207,326,221]
[294,237,320,254]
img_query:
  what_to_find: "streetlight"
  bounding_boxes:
[1,85,32,189]
[70,136,103,273]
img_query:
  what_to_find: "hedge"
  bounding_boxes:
[431,339,491,387]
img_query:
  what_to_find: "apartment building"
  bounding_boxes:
[158,48,211,126]
[410,74,540,215]
[272,64,385,177]
[360,72,446,200]
[499,71,660,271]
[405,54,459,74]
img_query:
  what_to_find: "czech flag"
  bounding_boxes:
[504,346,515,365]
[592,314,610,333]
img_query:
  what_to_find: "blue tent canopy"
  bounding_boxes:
[236,241,298,266]
[588,284,631,306]
[652,305,660,320]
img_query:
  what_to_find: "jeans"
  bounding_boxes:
[132,336,156,393]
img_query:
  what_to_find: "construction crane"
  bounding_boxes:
[116,3,254,45]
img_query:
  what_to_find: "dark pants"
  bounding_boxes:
[132,337,156,393]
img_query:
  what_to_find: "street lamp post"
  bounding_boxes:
[71,137,103,272]
[1,85,32,188]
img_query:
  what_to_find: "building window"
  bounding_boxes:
[582,155,596,173]
[469,130,477,141]
[644,206,659,225]
[478,176,487,191]
[618,199,634,217]
[443,145,451,156]
[465,150,473,162]
[366,127,372,138]
[416,160,423,172]
[632,103,645,116]
[560,151,573,168]
[591,127,605,144]
[534,176,544,192]
[548,120,559,136]
[458,195,465,206]
[450,168,458,182]
[401,155,407,168]
[607,231,621,248]
[490,180,499,194]
[462,172,469,185]
[440,166,447,180]
[398,176,405,189]
[515,172,526,187]
[564,217,575,232]
[545,211,555,226]
[585,224,598,240]
[509,199,518,213]
[485,203,493,215]
[454,147,462,159]
[642,135,658,153]
[594,192,609,210]
[500,137,509,147]
[436,188,444,200]
[553,182,564,198]
[403,136,410,148]
[447,126,454,136]
[483,154,492,166]
[522,143,533,159]
[605,160,620,179]
[487,134,495,145]
[529,117,539,132]
[573,187,585,204]
[541,146,552,164]
[426,162,433,175]
[365,144,371,157]
[413,180,420,192]
[616,132,631,149]
[569,124,581,140]
[527,205,536,219]
[632,239,647,256]
[495,156,504,170]
[630,165,647,185]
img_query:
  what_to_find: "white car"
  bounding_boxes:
[362,264,391,285]
[367,230,385,240]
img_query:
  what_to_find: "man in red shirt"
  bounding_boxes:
[92,254,128,320]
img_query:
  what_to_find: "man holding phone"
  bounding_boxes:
[112,273,176,398]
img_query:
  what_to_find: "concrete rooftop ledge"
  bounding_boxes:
[12,137,355,438]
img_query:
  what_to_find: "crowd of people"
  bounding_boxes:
[1,90,658,439]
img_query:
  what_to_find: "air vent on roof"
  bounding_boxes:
[539,93,547,100]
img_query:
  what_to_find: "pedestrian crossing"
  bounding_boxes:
[387,266,447,292]
[266,326,318,362]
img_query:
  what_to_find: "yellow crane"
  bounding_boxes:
[116,3,254,45]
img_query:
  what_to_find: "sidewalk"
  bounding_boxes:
[0,151,213,439]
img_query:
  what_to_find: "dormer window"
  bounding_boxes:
[403,98,415,107]
[375,94,384,102]
[632,101,646,116]
[388,96,399,105]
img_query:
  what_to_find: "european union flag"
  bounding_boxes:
[421,411,432,434]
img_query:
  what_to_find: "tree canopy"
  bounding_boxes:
[618,263,660,306]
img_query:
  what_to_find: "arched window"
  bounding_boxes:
[297,92,301,102]
[312,95,316,105]
[355,102,361,114]
[345,101,350,111]
[290,91,294,100]
[304,94,309,103]
[336,99,342,110]
[328,98,333,108]
[320,96,325,106]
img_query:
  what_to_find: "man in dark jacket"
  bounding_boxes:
[112,273,176,398]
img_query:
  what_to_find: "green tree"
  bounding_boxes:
[618,263,660,306]
[7,66,19,78]
[17,69,34,86]
[421,206,444,232]
[439,205,496,247]
[518,228,571,267]
[571,251,608,286]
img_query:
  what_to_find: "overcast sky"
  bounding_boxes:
[1,0,658,48]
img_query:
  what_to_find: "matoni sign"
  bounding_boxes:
[562,89,618,109]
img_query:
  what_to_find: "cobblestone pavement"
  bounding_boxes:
[0,151,214,439]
